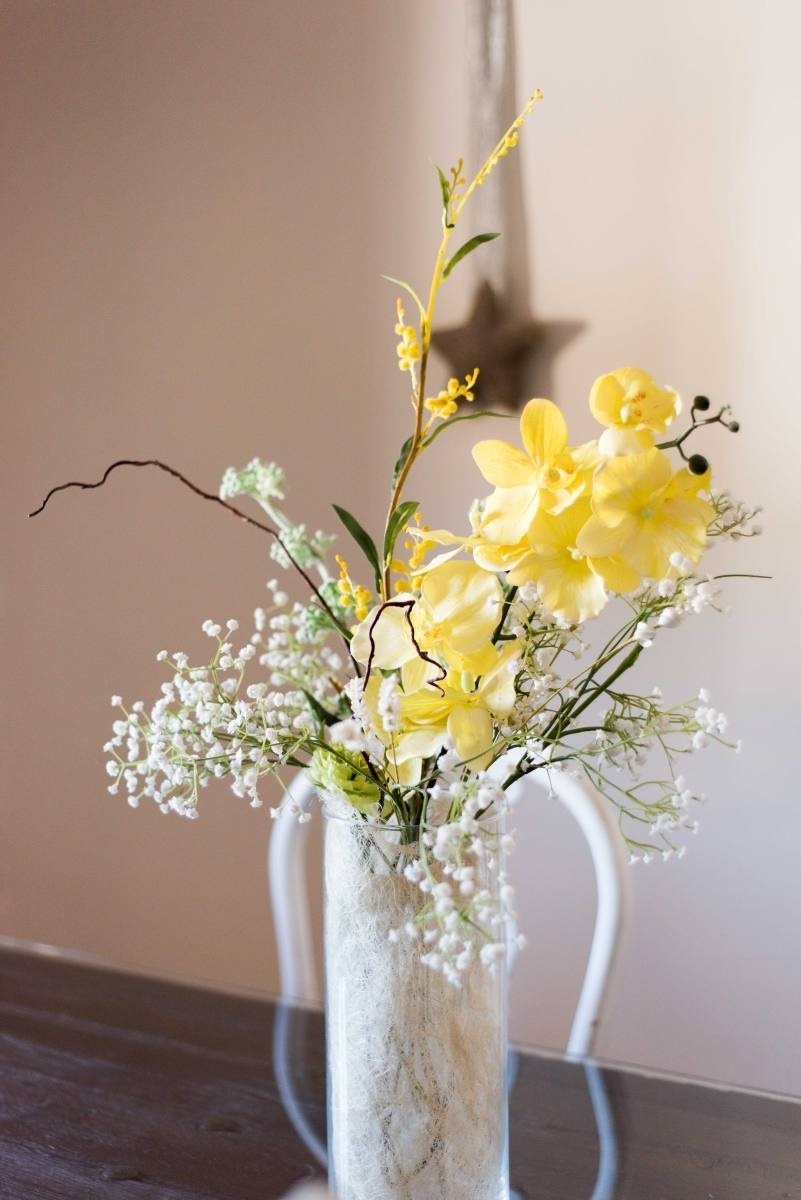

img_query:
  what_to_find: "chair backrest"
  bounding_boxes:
[268,766,629,1057]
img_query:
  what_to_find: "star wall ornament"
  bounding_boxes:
[432,279,584,411]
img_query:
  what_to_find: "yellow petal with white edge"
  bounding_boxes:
[476,642,520,716]
[447,705,494,768]
[520,398,569,465]
[472,439,538,488]
[576,513,636,558]
[350,600,418,668]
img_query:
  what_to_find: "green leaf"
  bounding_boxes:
[381,275,426,322]
[301,689,339,728]
[384,500,420,569]
[392,436,414,488]
[332,504,381,592]
[442,232,500,279]
[423,408,516,447]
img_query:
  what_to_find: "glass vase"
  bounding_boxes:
[323,806,509,1200]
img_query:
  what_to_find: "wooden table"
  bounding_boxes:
[2,945,800,1199]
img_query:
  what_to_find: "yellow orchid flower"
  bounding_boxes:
[399,642,520,769]
[505,498,640,623]
[350,560,502,674]
[472,398,580,542]
[577,449,713,579]
[590,368,681,456]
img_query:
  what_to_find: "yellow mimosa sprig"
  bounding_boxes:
[381,90,544,599]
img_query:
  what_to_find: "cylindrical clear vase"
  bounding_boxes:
[323,806,509,1200]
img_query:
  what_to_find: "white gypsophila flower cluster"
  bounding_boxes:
[252,581,346,702]
[708,490,763,541]
[323,678,386,764]
[220,457,336,574]
[377,673,401,734]
[105,602,347,819]
[479,562,739,864]
[384,753,524,986]
[220,458,286,505]
[576,683,731,861]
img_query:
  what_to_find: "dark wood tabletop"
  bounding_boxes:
[1,945,800,1200]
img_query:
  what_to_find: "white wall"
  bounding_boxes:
[3,0,799,1094]
[504,0,801,1094]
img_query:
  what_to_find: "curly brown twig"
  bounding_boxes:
[29,458,352,645]
[363,598,446,693]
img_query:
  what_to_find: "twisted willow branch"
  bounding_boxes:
[29,458,352,643]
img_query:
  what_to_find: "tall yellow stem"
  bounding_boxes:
[380,90,543,600]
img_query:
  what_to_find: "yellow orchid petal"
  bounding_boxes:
[590,554,642,594]
[618,498,711,578]
[448,642,500,679]
[472,439,537,488]
[506,551,541,586]
[401,654,443,694]
[350,600,418,668]
[394,729,447,763]
[479,485,540,544]
[421,560,501,642]
[527,498,592,553]
[411,527,467,547]
[590,368,681,434]
[589,371,627,429]
[576,513,636,558]
[666,465,712,498]
[520,398,568,464]
[475,642,520,716]
[400,687,453,727]
[533,556,608,623]
[592,448,672,524]
[393,757,423,786]
[598,427,656,457]
[447,705,494,768]
[473,538,532,573]
[409,546,464,578]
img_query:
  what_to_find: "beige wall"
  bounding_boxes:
[3,0,800,1094]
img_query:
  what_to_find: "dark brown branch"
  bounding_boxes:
[657,402,739,465]
[29,457,350,639]
[363,598,446,692]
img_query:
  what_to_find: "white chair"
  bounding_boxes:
[270,767,629,1197]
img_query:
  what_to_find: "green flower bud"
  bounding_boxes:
[309,746,380,813]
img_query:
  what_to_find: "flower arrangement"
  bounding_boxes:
[32,92,761,985]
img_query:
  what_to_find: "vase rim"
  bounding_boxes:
[319,798,507,831]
